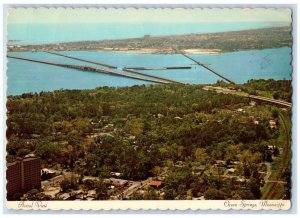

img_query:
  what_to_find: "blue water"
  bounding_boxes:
[7,22,286,45]
[7,47,292,96]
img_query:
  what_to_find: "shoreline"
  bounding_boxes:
[93,48,222,54]
[8,47,290,55]
[7,26,291,54]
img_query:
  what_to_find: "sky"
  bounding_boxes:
[7,8,292,24]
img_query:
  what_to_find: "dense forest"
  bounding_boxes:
[6,81,291,200]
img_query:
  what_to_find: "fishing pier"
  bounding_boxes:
[122,68,184,84]
[45,51,118,69]
[172,47,235,84]
[7,55,171,84]
[125,66,192,70]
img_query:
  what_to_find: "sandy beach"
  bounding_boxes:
[181,49,222,54]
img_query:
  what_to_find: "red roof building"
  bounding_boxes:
[149,180,162,188]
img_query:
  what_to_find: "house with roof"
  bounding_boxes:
[149,180,162,188]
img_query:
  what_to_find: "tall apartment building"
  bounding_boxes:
[6,157,41,200]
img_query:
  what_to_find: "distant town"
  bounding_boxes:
[8,27,291,53]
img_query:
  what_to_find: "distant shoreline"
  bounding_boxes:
[7,26,291,54]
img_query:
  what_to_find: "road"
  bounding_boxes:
[249,95,291,108]
[263,162,271,182]
[203,86,291,108]
[119,177,153,199]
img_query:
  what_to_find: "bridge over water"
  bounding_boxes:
[8,51,291,109]
[7,55,171,85]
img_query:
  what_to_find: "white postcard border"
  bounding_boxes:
[7,200,291,211]
[2,2,298,213]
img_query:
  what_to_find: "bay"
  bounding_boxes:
[6,47,292,96]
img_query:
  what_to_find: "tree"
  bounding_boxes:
[124,119,144,136]
[102,103,112,116]
[16,148,31,157]
[73,117,92,135]
[191,179,205,197]
[144,188,160,200]
[52,120,73,134]
[237,150,262,178]
[98,166,111,179]
[204,188,226,200]
[231,190,255,200]
[164,189,176,200]
[249,90,258,95]
[195,148,208,164]
[22,189,52,201]
[248,178,262,199]
[225,144,239,161]
[61,144,77,169]
[130,192,144,200]
[151,166,161,178]
[272,109,279,118]
[35,140,61,161]
[60,179,71,192]
[163,167,193,198]
[273,147,280,156]
[143,119,151,133]
[273,92,280,99]
[83,179,95,190]
[265,150,273,162]
[95,180,109,200]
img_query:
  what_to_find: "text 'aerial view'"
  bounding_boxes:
[5,7,292,208]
